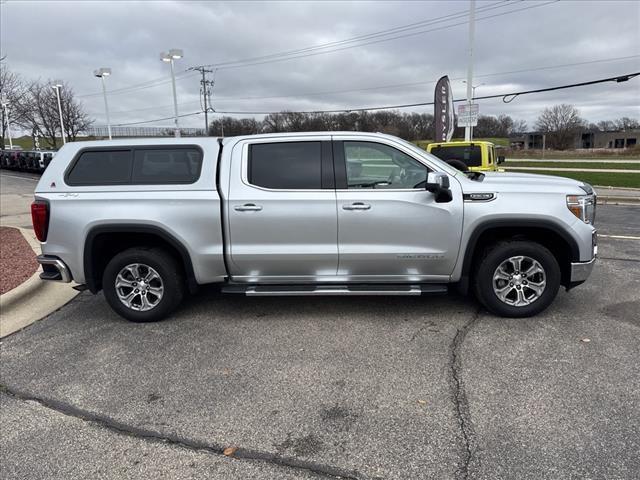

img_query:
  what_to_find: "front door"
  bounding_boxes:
[226,137,338,282]
[334,139,463,282]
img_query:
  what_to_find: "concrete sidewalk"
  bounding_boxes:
[0,172,79,337]
[0,228,78,338]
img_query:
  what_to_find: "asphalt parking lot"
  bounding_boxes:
[1,171,639,479]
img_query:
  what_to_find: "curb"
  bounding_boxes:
[594,185,640,192]
[596,196,640,206]
[0,228,79,338]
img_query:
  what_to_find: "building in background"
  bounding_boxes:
[511,129,639,150]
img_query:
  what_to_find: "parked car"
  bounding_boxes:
[24,151,40,172]
[5,150,21,169]
[426,140,505,172]
[0,149,56,173]
[32,133,597,322]
[41,151,55,170]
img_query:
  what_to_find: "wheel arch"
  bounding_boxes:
[83,224,197,294]
[458,219,580,294]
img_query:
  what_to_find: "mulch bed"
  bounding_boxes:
[0,227,39,295]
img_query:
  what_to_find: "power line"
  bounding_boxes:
[78,3,511,99]
[77,70,197,99]
[212,72,639,115]
[110,72,638,125]
[78,1,556,100]
[210,54,640,103]
[112,111,203,127]
[194,1,558,71]
[196,1,512,70]
[88,54,640,118]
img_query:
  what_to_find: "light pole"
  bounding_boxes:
[94,67,112,140]
[462,80,484,140]
[464,0,476,142]
[1,95,13,149]
[52,81,66,145]
[160,49,183,138]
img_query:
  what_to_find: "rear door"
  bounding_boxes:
[334,137,463,281]
[225,136,338,282]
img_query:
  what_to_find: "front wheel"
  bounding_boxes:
[102,247,185,322]
[474,241,560,318]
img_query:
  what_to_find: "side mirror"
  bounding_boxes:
[426,172,450,190]
[425,172,452,203]
[497,155,505,164]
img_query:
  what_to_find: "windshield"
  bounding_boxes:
[390,137,461,176]
[430,145,482,167]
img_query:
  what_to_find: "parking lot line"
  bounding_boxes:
[599,234,640,240]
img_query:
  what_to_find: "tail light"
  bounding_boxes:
[31,200,50,242]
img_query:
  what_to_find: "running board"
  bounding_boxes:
[222,284,448,296]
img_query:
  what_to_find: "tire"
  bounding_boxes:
[473,240,560,318]
[102,247,185,322]
[446,159,469,172]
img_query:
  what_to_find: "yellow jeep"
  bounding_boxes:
[426,141,505,172]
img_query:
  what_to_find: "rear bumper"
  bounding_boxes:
[37,255,72,283]
[570,257,596,283]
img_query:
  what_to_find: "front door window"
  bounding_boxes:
[344,141,428,189]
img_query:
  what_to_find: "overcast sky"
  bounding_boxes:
[1,0,639,130]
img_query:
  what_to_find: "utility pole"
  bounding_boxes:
[465,0,476,142]
[190,66,215,135]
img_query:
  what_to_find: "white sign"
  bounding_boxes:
[457,103,479,127]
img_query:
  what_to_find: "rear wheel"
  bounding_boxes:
[474,241,560,317]
[102,247,184,322]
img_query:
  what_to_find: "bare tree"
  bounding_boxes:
[535,104,583,150]
[14,80,92,149]
[0,64,27,147]
[511,119,528,135]
[614,117,640,131]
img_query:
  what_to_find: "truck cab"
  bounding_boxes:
[426,141,505,172]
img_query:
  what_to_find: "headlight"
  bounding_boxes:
[567,193,596,224]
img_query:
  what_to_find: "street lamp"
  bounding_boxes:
[0,94,13,149]
[51,80,66,145]
[462,80,485,99]
[94,67,112,140]
[160,48,183,138]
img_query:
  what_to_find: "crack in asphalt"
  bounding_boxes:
[449,309,481,480]
[0,384,364,480]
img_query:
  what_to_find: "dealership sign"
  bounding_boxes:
[457,103,479,127]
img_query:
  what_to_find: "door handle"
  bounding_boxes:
[343,202,371,211]
[234,203,263,212]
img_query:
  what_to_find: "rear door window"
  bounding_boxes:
[248,142,322,189]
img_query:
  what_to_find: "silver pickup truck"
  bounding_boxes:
[32,132,597,322]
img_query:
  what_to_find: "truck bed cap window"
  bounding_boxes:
[65,146,202,186]
[66,150,133,185]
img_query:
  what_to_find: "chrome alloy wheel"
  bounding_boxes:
[115,263,164,311]
[492,255,546,307]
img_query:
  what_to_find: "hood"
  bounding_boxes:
[463,171,588,195]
